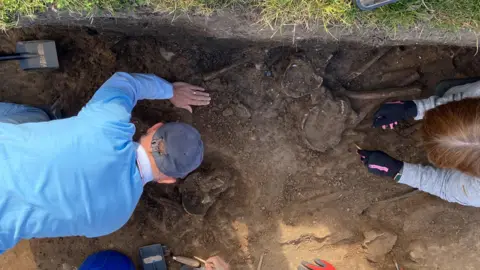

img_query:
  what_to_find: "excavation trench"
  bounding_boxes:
[1,23,480,270]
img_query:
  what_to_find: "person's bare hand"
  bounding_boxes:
[205,256,229,270]
[170,82,210,113]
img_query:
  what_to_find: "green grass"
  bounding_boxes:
[0,0,143,29]
[256,0,356,29]
[358,0,480,30]
[1,0,480,32]
[146,0,242,14]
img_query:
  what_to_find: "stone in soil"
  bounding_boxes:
[301,91,355,152]
[222,108,234,117]
[234,103,251,118]
[181,167,234,216]
[362,229,398,262]
[281,57,323,98]
[408,240,427,263]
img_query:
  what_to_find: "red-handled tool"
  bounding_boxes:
[298,259,335,270]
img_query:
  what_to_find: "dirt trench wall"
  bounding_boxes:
[19,10,480,48]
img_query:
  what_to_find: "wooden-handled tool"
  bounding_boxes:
[194,256,207,264]
[173,256,201,267]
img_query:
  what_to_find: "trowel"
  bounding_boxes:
[0,40,59,70]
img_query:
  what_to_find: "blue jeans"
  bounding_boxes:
[0,102,51,124]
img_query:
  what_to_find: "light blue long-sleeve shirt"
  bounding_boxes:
[0,72,173,253]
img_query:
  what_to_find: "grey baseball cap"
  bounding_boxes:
[151,122,204,178]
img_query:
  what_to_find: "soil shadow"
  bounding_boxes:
[2,23,480,270]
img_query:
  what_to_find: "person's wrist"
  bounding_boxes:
[404,100,417,118]
[165,83,175,100]
[392,161,404,180]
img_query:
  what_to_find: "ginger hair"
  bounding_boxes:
[423,98,480,177]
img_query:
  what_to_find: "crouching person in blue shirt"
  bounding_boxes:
[0,72,210,254]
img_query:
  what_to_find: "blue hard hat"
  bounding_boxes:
[79,250,135,270]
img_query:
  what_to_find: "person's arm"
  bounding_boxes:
[373,81,480,128]
[414,80,480,120]
[80,72,210,122]
[414,93,468,120]
[358,150,480,207]
[399,163,480,207]
[80,72,174,122]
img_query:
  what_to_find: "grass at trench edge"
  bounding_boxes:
[0,0,480,32]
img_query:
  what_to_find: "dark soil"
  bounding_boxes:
[181,157,236,216]
[2,24,480,270]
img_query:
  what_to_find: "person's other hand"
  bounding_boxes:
[170,82,211,113]
[357,150,403,179]
[372,100,417,129]
[205,256,229,270]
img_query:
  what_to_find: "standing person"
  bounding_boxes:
[0,72,210,253]
[358,80,480,207]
